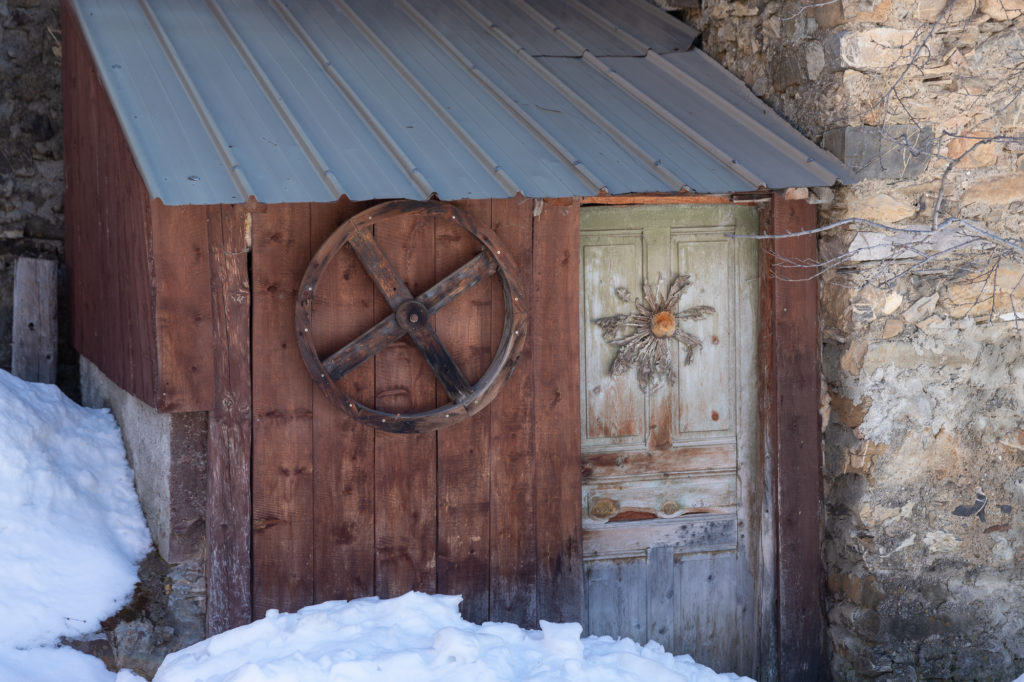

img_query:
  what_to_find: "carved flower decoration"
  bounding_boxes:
[595,274,715,392]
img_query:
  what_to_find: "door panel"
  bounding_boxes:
[580,234,646,446]
[671,234,734,440]
[579,204,761,676]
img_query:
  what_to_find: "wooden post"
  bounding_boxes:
[12,257,58,383]
[759,195,826,681]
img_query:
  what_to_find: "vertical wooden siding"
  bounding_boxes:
[251,197,583,626]
[64,2,155,402]
[63,4,213,412]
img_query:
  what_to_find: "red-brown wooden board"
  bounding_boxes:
[310,199,377,602]
[487,197,538,626]
[436,200,494,623]
[252,203,315,617]
[532,198,584,624]
[206,204,252,634]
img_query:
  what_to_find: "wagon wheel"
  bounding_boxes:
[295,200,527,434]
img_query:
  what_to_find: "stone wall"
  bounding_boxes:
[0,0,73,392]
[690,0,1024,678]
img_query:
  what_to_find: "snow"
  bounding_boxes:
[155,592,754,682]
[0,369,151,682]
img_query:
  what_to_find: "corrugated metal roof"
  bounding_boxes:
[69,0,853,205]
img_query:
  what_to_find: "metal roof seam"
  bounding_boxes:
[646,49,842,182]
[269,0,434,198]
[205,0,345,199]
[134,0,254,200]
[331,0,522,197]
[404,0,606,195]
[457,0,688,192]
[580,51,767,188]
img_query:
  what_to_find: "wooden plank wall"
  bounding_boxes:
[759,196,825,681]
[63,5,214,412]
[251,197,583,627]
[63,2,156,403]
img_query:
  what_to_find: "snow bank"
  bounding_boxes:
[156,592,754,682]
[0,369,151,679]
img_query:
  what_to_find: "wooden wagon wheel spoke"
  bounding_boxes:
[321,315,404,381]
[400,312,474,403]
[347,225,414,310]
[418,251,498,312]
[320,252,498,382]
[295,199,528,433]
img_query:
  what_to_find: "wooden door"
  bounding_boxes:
[579,203,762,676]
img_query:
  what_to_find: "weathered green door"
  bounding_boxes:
[579,203,762,676]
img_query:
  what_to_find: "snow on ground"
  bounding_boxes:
[156,591,754,682]
[0,369,151,682]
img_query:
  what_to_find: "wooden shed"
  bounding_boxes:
[63,0,852,678]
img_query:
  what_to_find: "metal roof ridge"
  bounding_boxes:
[401,0,606,195]
[328,0,523,197]
[205,0,345,199]
[135,0,254,200]
[269,0,434,198]
[456,0,689,192]
[646,49,843,183]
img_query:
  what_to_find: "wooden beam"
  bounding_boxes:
[205,204,253,635]
[12,257,58,384]
[760,195,826,681]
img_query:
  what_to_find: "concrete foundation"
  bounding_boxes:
[80,356,207,564]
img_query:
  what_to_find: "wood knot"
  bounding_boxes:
[589,497,618,519]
